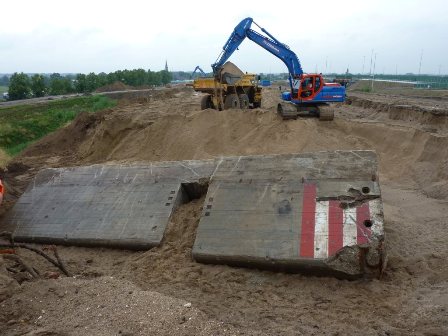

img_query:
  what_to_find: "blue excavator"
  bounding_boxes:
[192,65,207,78]
[212,17,346,120]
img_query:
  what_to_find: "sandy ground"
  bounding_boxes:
[0,86,447,335]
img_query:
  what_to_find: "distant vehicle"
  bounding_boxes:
[2,92,8,100]
[261,79,271,87]
[192,66,207,77]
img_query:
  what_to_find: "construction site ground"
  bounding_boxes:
[1,86,447,335]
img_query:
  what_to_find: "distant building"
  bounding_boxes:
[165,60,169,72]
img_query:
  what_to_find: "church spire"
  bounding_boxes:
[165,60,168,72]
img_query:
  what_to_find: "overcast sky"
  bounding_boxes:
[1,0,447,75]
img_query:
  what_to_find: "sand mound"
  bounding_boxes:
[5,87,448,201]
[95,81,132,93]
[0,271,254,335]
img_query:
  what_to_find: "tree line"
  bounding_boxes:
[4,69,172,101]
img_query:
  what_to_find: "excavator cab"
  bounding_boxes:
[296,74,323,101]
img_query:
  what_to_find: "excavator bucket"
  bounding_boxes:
[219,61,244,85]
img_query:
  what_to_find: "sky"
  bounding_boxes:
[0,0,447,75]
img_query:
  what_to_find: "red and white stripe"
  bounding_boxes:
[299,183,381,259]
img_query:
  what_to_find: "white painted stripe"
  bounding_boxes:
[314,201,329,259]
[343,206,357,247]
[368,199,384,237]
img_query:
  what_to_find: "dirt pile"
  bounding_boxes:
[95,81,132,93]
[0,273,252,336]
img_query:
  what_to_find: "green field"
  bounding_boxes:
[0,95,116,156]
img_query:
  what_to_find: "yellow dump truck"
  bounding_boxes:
[193,62,262,110]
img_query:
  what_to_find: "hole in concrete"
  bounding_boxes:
[364,219,373,227]
[180,179,209,202]
[362,187,370,194]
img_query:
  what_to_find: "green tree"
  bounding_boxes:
[31,74,47,97]
[85,72,98,92]
[49,73,73,95]
[8,72,31,100]
[62,77,74,93]
[75,73,87,93]
[97,72,108,88]
[160,70,172,85]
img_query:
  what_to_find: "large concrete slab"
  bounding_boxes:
[3,161,215,249]
[2,151,385,277]
[192,151,385,278]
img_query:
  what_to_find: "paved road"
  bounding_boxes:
[0,88,165,108]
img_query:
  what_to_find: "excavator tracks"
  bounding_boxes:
[277,103,334,121]
[318,108,335,121]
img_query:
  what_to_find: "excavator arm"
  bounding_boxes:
[192,66,207,77]
[211,17,303,89]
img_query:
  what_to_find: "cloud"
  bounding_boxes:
[0,0,446,74]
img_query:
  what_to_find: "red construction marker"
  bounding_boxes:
[300,183,316,258]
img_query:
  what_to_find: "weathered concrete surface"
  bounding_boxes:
[2,151,385,277]
[2,161,215,249]
[192,151,385,278]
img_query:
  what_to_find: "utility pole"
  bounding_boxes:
[371,52,377,92]
[362,56,365,76]
[418,49,423,76]
[369,49,374,76]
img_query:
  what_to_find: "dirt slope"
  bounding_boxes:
[1,86,447,335]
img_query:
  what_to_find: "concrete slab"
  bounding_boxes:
[192,151,385,278]
[4,161,215,249]
[2,151,385,277]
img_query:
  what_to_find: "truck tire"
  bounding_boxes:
[224,94,240,109]
[201,95,213,110]
[239,94,249,109]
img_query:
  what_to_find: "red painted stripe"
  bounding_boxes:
[328,200,344,256]
[300,183,316,258]
[356,203,372,244]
